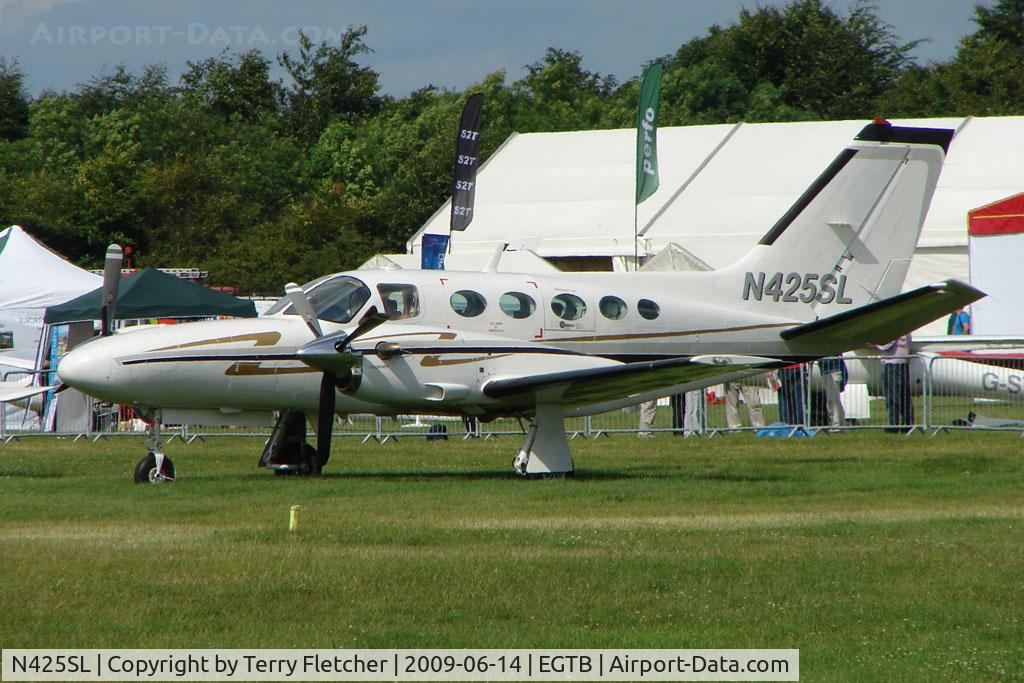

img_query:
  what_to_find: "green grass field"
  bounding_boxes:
[1,432,1022,681]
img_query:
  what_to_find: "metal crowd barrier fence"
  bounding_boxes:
[924,353,1024,433]
[3,353,1023,444]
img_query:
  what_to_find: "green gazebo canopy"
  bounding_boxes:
[44,268,257,324]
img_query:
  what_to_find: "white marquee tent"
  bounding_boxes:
[0,226,100,430]
[0,225,100,367]
[408,116,1024,333]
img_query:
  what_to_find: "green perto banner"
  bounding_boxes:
[635,62,663,204]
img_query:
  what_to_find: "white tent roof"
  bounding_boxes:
[360,248,560,273]
[409,116,1021,282]
[923,116,1024,249]
[0,225,100,310]
[0,226,101,363]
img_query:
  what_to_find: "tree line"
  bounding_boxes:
[0,0,1021,293]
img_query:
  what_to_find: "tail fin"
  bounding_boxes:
[722,121,954,321]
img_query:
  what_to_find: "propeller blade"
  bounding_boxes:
[315,371,337,472]
[100,244,123,337]
[344,306,388,346]
[284,282,323,338]
[295,306,387,373]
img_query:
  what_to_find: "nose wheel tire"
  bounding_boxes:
[134,452,176,484]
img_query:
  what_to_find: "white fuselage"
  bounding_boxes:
[57,268,802,420]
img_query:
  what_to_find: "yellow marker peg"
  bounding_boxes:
[289,505,301,532]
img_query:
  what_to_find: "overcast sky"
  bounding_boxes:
[0,0,980,96]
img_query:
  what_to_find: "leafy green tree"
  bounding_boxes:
[659,0,918,122]
[508,49,616,131]
[882,0,1024,117]
[975,0,1024,45]
[6,5,1024,292]
[181,50,281,122]
[0,57,29,141]
[207,189,382,292]
[279,26,381,143]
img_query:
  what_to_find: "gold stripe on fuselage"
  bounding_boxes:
[361,331,458,342]
[420,354,512,367]
[225,362,318,376]
[154,331,283,351]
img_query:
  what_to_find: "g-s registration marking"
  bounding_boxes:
[742,272,853,304]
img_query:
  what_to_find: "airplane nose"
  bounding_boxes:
[57,343,114,397]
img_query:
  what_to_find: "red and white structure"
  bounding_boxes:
[968,192,1024,336]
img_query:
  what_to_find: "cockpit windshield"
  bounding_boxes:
[265,275,372,324]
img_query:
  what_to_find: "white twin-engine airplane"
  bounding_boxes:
[57,122,982,481]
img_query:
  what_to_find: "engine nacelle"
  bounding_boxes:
[344,356,481,407]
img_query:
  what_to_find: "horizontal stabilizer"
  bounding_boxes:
[781,279,984,348]
[0,382,55,404]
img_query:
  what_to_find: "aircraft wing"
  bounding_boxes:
[781,279,984,350]
[483,354,780,411]
[0,382,55,404]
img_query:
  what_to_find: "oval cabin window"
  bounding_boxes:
[599,295,627,320]
[499,292,536,319]
[551,293,587,321]
[450,290,487,317]
[638,298,660,320]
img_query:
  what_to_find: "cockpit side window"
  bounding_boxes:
[377,283,420,320]
[265,275,370,324]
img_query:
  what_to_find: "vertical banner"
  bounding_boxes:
[635,63,663,205]
[450,93,484,231]
[421,233,450,270]
[42,323,69,431]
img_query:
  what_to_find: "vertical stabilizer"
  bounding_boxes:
[720,122,953,321]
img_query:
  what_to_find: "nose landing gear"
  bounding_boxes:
[134,450,175,483]
[133,408,175,483]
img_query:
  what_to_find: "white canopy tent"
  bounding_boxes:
[0,225,100,365]
[0,226,100,430]
[408,116,1024,333]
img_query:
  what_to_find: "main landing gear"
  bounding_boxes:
[258,410,325,476]
[512,403,574,478]
[134,408,175,484]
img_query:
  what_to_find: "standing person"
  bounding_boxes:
[777,364,805,426]
[947,307,971,335]
[638,400,657,438]
[876,334,914,431]
[818,356,848,429]
[684,389,704,434]
[670,393,685,435]
[461,414,479,438]
[724,379,765,429]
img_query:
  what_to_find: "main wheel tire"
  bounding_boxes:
[133,453,176,484]
[271,445,319,477]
